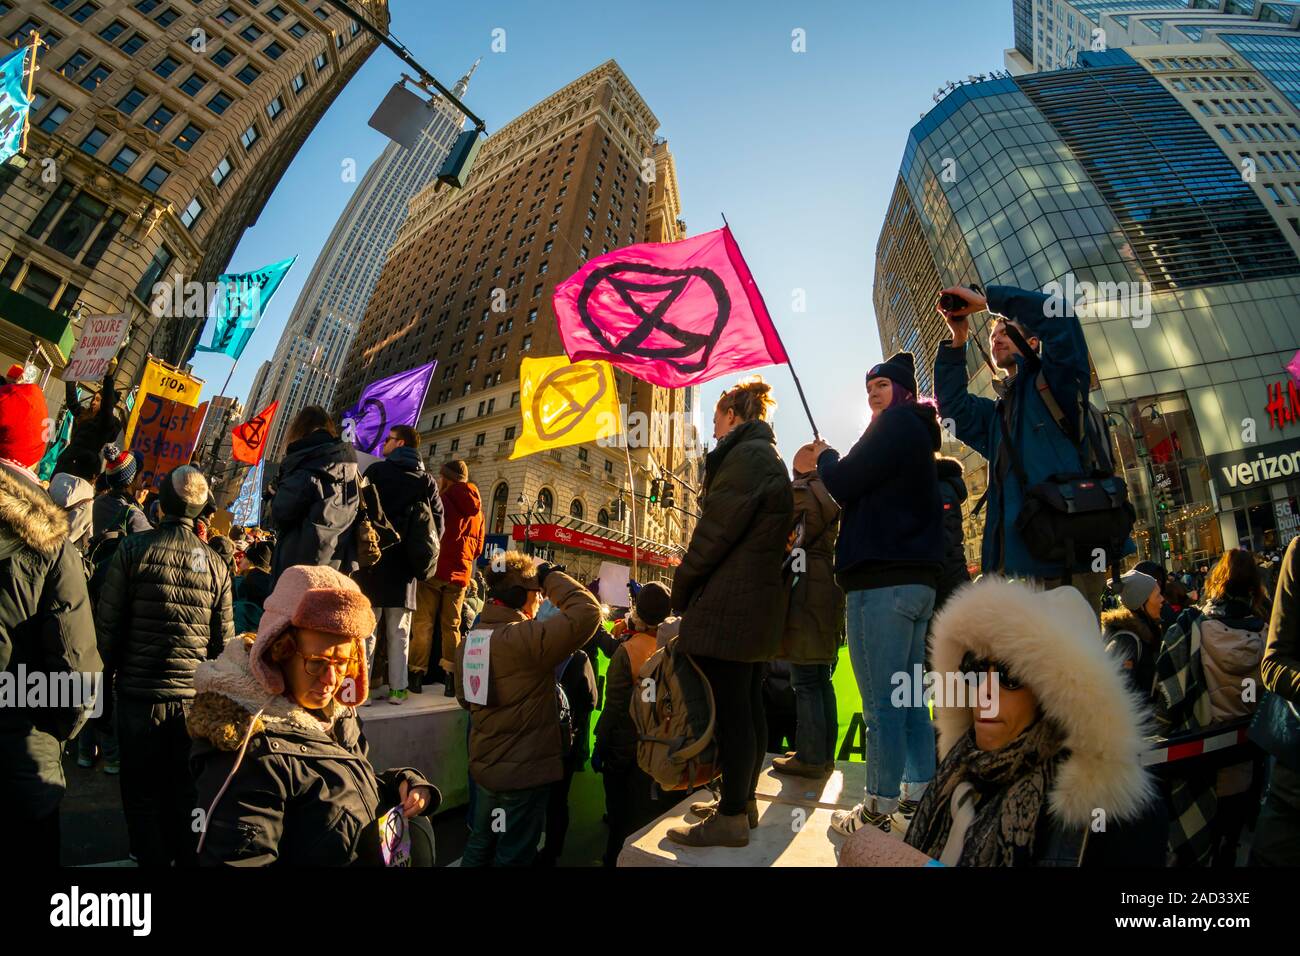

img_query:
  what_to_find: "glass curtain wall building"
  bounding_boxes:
[875,49,1300,570]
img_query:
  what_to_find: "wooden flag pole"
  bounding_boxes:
[720,212,821,440]
[20,34,41,155]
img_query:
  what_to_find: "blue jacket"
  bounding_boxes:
[933,285,1091,578]
[817,402,944,586]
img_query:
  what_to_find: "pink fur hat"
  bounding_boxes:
[251,565,376,704]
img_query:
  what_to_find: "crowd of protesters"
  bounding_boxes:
[2,278,1300,869]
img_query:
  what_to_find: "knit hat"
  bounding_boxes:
[1119,570,1160,614]
[243,540,272,572]
[251,564,376,703]
[866,351,917,396]
[102,444,139,489]
[0,383,50,468]
[441,459,469,482]
[634,581,672,627]
[158,465,208,518]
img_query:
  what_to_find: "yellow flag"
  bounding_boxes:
[124,356,203,445]
[510,356,620,460]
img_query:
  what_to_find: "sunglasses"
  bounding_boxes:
[960,653,1025,691]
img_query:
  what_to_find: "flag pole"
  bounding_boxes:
[624,440,638,584]
[720,212,821,440]
[20,34,41,155]
[203,354,242,483]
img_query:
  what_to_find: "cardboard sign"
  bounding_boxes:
[62,313,128,382]
[379,806,411,867]
[462,627,491,705]
[128,396,208,491]
[597,561,631,608]
[125,357,203,445]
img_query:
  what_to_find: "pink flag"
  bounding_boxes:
[552,226,788,388]
[1288,348,1300,386]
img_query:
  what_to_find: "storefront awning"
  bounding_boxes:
[0,287,75,362]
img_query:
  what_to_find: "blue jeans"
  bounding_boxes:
[790,663,837,767]
[846,584,936,813]
[461,783,549,867]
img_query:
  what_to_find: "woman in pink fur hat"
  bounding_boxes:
[188,564,440,866]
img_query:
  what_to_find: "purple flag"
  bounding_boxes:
[1288,348,1300,387]
[341,361,436,456]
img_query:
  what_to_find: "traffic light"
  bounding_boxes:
[648,478,661,506]
[661,481,676,510]
[437,128,484,189]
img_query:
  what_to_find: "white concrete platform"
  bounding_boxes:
[617,757,896,867]
[359,686,469,810]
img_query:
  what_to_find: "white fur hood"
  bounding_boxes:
[929,578,1155,827]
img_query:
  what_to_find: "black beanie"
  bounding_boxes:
[866,352,917,396]
[635,581,672,627]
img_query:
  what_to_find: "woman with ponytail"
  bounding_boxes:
[812,352,945,837]
[666,376,794,849]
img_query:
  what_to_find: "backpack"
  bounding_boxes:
[401,496,441,582]
[85,503,142,601]
[629,636,720,791]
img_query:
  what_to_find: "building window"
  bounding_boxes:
[47,190,107,257]
[110,144,139,173]
[474,432,486,447]
[206,90,233,114]
[239,25,262,43]
[144,104,174,133]
[210,47,235,68]
[291,71,305,93]
[604,458,613,474]
[240,123,259,150]
[210,155,232,187]
[153,54,181,78]
[450,438,460,452]
[288,22,307,39]
[69,2,100,23]
[313,52,327,71]
[504,425,516,441]
[117,88,149,116]
[578,447,588,462]
[267,3,287,20]
[78,126,109,155]
[133,242,173,301]
[99,19,127,42]
[180,196,203,229]
[18,263,63,306]
[58,48,91,79]
[79,64,110,91]
[154,5,178,27]
[141,162,169,192]
[179,73,207,97]
[173,122,203,151]
[265,96,283,120]
[264,41,284,60]
[236,64,260,85]
[37,102,70,133]
[120,32,147,55]
[215,5,237,24]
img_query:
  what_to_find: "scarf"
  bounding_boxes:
[904,718,1065,867]
[387,445,423,471]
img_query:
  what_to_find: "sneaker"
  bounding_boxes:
[388,689,408,705]
[897,799,920,822]
[103,759,120,776]
[830,803,891,837]
[76,754,94,769]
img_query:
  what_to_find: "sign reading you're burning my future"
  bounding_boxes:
[61,313,128,382]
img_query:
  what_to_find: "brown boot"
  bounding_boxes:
[667,810,749,847]
[772,754,833,779]
[690,798,759,829]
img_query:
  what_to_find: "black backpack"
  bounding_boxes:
[400,496,441,582]
[85,504,143,602]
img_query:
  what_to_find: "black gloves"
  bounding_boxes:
[536,562,566,588]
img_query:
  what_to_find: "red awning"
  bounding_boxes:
[511,523,680,568]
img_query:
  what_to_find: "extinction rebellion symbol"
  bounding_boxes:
[576,263,731,375]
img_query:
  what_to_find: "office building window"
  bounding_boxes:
[210,155,232,187]
[240,123,259,149]
[180,73,207,97]
[78,126,109,155]
[206,89,233,114]
[141,162,169,192]
[110,144,139,173]
[180,196,203,229]
[37,102,70,133]
[153,54,181,78]
[120,32,147,55]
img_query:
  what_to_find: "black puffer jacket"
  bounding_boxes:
[672,418,794,663]
[94,515,234,701]
[189,636,439,866]
[936,456,972,606]
[0,462,101,819]
[269,429,360,584]
[353,449,442,608]
[54,369,122,476]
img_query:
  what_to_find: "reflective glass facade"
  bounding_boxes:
[1219,32,1300,105]
[1018,51,1300,288]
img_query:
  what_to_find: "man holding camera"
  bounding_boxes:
[933,284,1107,613]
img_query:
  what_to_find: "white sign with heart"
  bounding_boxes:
[462,627,492,705]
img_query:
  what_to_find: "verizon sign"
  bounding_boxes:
[511,523,679,568]
[1210,437,1300,492]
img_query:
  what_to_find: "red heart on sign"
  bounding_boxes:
[469,675,481,696]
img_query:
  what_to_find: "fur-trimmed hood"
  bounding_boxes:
[1101,605,1160,647]
[0,461,70,557]
[187,634,350,751]
[929,577,1155,827]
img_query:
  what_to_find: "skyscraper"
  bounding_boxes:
[334,60,699,582]
[247,60,477,466]
[0,0,388,413]
[876,48,1300,569]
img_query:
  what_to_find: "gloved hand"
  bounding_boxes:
[536,562,566,587]
[627,579,642,599]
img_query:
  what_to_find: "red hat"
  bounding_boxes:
[0,383,50,468]
[5,364,25,382]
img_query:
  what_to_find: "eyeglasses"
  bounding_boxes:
[960,654,1025,691]
[294,644,354,678]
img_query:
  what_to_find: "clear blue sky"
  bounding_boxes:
[190,0,1011,460]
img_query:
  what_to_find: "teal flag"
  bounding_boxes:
[0,46,33,165]
[36,407,74,482]
[196,256,296,359]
